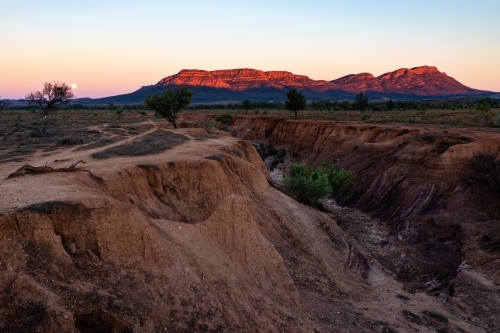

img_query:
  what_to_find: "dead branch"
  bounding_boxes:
[69,160,86,168]
[7,161,102,183]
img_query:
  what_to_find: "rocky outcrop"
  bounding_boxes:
[154,65,482,96]
[156,68,339,92]
[332,65,477,95]
[331,73,383,92]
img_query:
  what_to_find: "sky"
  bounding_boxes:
[1,0,499,99]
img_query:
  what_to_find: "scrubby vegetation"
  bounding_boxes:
[469,152,500,195]
[284,162,356,206]
[255,143,286,170]
[215,113,233,131]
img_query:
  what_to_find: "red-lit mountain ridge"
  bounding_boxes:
[155,66,480,96]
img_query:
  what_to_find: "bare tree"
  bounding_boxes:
[25,82,74,119]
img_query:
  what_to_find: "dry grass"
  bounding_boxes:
[92,130,188,159]
[0,109,155,163]
[188,107,500,127]
[1,107,498,164]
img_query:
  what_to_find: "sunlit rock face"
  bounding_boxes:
[156,68,340,91]
[156,66,479,96]
[332,66,476,95]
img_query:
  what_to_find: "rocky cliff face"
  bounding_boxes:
[155,65,480,96]
[333,65,476,95]
[157,68,339,92]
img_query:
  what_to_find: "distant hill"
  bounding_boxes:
[69,66,496,105]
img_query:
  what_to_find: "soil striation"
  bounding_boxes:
[0,120,488,332]
[185,114,500,331]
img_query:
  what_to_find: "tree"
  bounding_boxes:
[386,99,395,111]
[25,82,74,119]
[476,97,493,126]
[354,92,369,111]
[242,99,251,115]
[0,96,7,111]
[145,87,193,128]
[285,89,306,119]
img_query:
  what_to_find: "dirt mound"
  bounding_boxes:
[0,123,486,332]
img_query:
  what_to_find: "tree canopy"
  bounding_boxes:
[354,92,369,111]
[242,99,251,114]
[476,97,493,126]
[285,89,306,119]
[25,82,74,118]
[386,99,395,111]
[145,87,193,128]
[0,96,7,110]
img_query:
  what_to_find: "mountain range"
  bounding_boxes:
[83,66,493,105]
[4,66,494,106]
[156,66,478,96]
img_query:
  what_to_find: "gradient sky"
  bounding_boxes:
[1,0,499,99]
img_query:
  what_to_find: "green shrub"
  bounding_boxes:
[284,162,356,206]
[317,162,357,196]
[203,119,216,132]
[284,164,332,206]
[215,113,232,124]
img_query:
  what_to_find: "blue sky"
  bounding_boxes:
[1,0,499,98]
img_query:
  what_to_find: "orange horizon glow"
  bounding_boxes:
[1,1,499,99]
[2,63,498,100]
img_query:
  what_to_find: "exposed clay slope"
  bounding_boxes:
[0,124,481,332]
[187,114,499,331]
[155,66,483,96]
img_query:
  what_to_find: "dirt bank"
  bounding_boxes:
[182,114,500,331]
[0,120,485,332]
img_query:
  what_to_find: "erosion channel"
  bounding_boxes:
[0,115,498,333]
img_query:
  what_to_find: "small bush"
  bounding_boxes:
[215,113,232,125]
[58,137,83,145]
[284,162,356,206]
[203,119,217,133]
[317,162,357,197]
[284,164,332,206]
